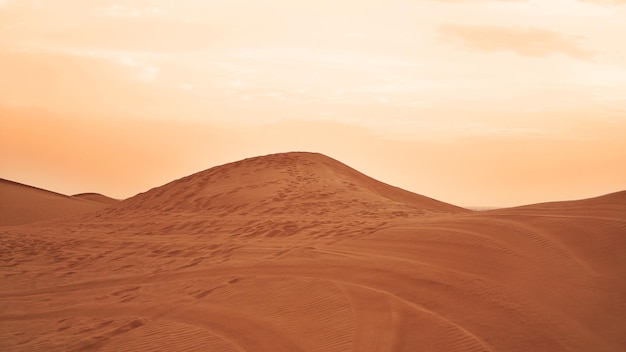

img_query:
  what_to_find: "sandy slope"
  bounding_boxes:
[72,193,120,206]
[1,152,625,351]
[0,179,112,226]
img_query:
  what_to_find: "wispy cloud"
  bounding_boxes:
[580,0,626,5]
[91,4,167,19]
[234,48,422,73]
[64,49,161,82]
[0,0,16,7]
[454,123,573,139]
[438,25,593,59]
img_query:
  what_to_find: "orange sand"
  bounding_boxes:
[1,152,625,351]
[0,179,111,226]
[72,193,120,206]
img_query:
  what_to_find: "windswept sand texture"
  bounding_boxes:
[1,152,625,351]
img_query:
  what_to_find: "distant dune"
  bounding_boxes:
[1,152,624,351]
[0,179,113,226]
[72,193,120,205]
[501,189,626,212]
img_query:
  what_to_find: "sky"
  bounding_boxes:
[1,0,626,207]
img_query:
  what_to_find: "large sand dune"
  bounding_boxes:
[1,152,625,351]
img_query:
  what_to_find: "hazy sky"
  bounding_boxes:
[1,0,625,207]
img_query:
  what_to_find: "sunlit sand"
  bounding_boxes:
[1,152,624,351]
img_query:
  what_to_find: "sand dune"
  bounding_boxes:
[72,193,120,206]
[1,152,625,351]
[0,179,113,226]
[114,152,468,217]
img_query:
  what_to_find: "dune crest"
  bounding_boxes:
[0,179,112,226]
[72,193,120,206]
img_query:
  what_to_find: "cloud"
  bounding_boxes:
[91,4,167,18]
[438,25,593,59]
[1,0,44,9]
[64,49,161,82]
[115,55,160,81]
[579,0,626,5]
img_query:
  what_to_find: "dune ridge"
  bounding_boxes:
[1,152,625,351]
[0,179,113,226]
[72,193,120,206]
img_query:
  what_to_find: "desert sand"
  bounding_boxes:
[72,194,120,206]
[1,152,625,351]
[0,179,114,227]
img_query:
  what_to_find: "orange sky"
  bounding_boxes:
[1,0,625,207]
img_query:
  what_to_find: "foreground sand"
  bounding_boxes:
[1,153,625,351]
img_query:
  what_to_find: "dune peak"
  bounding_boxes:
[109,151,467,218]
